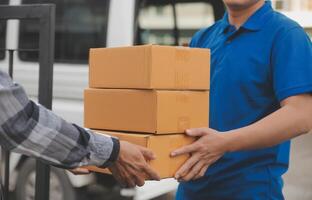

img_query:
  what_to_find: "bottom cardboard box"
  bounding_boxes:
[84,130,195,179]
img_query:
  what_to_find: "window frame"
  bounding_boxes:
[134,0,225,46]
[18,0,110,64]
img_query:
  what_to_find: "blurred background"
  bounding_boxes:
[137,0,312,44]
[0,0,311,200]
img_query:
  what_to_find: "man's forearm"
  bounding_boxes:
[225,95,312,152]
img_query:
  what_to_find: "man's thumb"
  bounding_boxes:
[185,128,207,137]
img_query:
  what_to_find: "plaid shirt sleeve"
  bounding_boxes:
[0,70,119,169]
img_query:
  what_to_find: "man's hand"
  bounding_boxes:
[109,141,160,188]
[171,128,229,182]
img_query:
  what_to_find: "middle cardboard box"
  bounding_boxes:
[84,88,209,134]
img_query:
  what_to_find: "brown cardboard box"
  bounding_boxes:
[84,89,209,134]
[89,45,210,90]
[84,130,195,179]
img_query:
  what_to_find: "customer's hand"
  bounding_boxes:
[171,128,229,182]
[109,141,160,187]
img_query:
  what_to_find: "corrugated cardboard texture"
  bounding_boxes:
[84,89,209,134]
[89,45,210,90]
[84,130,195,179]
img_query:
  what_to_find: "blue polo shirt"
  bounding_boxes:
[176,2,312,200]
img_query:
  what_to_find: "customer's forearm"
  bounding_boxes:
[225,95,312,152]
[0,70,119,169]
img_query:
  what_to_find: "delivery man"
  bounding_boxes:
[0,70,160,188]
[171,0,312,199]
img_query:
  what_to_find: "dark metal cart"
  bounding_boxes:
[0,4,55,200]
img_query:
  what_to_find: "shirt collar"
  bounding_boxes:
[221,1,273,33]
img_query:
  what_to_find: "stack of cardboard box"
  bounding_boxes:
[84,45,210,179]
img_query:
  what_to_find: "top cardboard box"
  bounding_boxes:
[89,45,210,90]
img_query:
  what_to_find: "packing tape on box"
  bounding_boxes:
[174,71,190,89]
[174,48,191,88]
[174,47,191,62]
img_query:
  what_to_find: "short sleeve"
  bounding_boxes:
[189,31,201,47]
[272,27,312,102]
[189,36,197,47]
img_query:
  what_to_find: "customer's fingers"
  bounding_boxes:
[133,173,145,187]
[110,166,128,187]
[124,172,136,188]
[137,146,156,161]
[113,172,127,187]
[142,163,160,181]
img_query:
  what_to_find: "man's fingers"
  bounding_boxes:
[193,165,209,180]
[180,161,205,182]
[185,127,213,137]
[171,143,198,157]
[137,146,156,161]
[174,154,200,179]
[142,164,160,181]
[185,128,206,137]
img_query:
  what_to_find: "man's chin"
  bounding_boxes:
[226,3,254,11]
[224,0,261,11]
